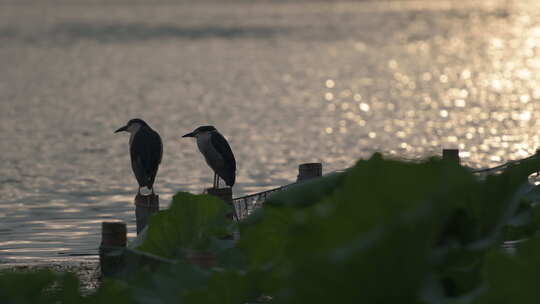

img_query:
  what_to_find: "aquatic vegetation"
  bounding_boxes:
[3,153,540,303]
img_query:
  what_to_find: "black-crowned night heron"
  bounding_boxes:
[115,118,163,195]
[182,125,236,188]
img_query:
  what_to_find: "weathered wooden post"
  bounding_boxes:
[134,193,159,235]
[99,221,127,277]
[183,187,235,268]
[206,187,233,204]
[207,187,235,221]
[297,162,323,182]
[443,149,460,164]
[207,187,237,241]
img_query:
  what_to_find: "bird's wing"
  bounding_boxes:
[211,131,236,186]
[130,128,163,188]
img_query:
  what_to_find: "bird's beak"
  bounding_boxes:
[115,125,128,133]
[182,132,196,138]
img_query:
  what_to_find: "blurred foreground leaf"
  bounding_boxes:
[137,192,234,258]
[474,237,540,304]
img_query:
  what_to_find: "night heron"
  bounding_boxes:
[115,118,163,195]
[182,126,236,188]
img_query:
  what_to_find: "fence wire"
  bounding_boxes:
[232,184,293,220]
[231,152,540,221]
[231,169,346,220]
[470,152,539,174]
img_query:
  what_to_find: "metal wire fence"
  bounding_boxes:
[231,168,346,220]
[232,184,293,220]
[230,151,540,221]
[470,152,540,174]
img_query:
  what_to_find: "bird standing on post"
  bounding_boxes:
[182,126,236,189]
[115,118,163,195]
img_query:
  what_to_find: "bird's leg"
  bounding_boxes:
[217,175,220,189]
[213,173,218,189]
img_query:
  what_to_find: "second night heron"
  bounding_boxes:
[115,118,163,195]
[182,126,236,189]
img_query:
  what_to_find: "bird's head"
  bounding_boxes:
[115,118,148,134]
[182,125,217,138]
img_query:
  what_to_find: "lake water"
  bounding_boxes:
[1,0,540,263]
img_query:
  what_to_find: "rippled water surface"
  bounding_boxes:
[1,0,540,262]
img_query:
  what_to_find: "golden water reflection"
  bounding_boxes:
[3,0,540,262]
[322,0,540,168]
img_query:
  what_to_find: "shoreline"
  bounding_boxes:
[0,258,100,293]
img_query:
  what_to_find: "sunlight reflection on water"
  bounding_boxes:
[1,0,540,262]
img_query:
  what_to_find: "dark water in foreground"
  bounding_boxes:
[1,0,540,262]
